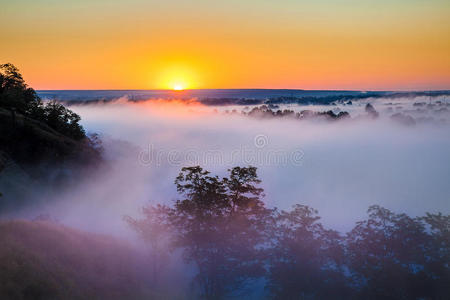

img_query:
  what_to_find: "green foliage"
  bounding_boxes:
[128,166,271,299]
[43,101,85,140]
[346,206,450,299]
[0,63,41,114]
[0,63,85,140]
[129,166,450,299]
[172,166,270,299]
[267,205,350,299]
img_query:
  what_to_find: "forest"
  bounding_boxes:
[125,166,450,300]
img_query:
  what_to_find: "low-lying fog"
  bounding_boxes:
[21,97,450,236]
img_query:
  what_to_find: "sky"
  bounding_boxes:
[1,0,449,90]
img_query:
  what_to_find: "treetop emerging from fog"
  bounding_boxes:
[127,165,450,300]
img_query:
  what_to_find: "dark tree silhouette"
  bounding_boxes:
[129,166,271,299]
[346,205,449,299]
[124,204,172,285]
[43,100,85,140]
[267,205,351,299]
[418,212,450,298]
[129,166,450,299]
[0,63,85,140]
[0,63,41,114]
[365,103,379,119]
[242,105,350,121]
[171,166,270,299]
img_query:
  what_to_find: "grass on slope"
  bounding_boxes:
[0,220,156,300]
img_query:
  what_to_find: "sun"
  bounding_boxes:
[173,84,184,91]
[157,64,198,90]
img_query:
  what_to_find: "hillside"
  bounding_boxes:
[0,107,100,169]
[0,220,156,300]
[0,106,103,210]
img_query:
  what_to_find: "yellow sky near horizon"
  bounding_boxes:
[1,0,449,90]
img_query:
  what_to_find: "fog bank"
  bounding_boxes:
[15,97,450,235]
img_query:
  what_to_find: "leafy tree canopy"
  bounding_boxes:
[0,63,85,140]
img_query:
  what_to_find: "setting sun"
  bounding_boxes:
[155,63,200,90]
[173,84,184,91]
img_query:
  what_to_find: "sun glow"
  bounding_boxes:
[155,62,200,90]
[173,84,184,91]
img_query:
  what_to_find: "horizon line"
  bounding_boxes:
[35,88,450,93]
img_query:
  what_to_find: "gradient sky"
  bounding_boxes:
[1,0,449,90]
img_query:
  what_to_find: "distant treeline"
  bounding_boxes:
[45,90,450,107]
[127,166,450,300]
[200,93,383,106]
[225,104,352,121]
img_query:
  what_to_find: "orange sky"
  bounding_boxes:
[1,0,449,90]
